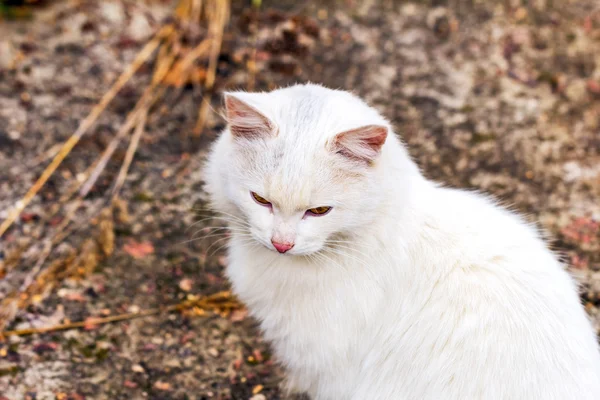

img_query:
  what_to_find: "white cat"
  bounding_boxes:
[204,83,600,400]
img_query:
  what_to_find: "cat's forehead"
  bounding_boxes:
[262,85,378,138]
[261,144,336,213]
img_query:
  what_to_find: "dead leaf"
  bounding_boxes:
[230,308,248,322]
[561,217,599,244]
[587,80,600,95]
[99,208,115,256]
[253,349,264,362]
[65,292,86,302]
[154,381,171,391]
[76,239,100,277]
[571,253,589,269]
[123,240,154,259]
[252,384,264,394]
[584,16,593,34]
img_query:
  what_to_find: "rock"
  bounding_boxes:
[131,364,145,373]
[101,2,126,25]
[207,348,219,358]
[0,40,17,70]
[127,13,153,42]
[564,80,588,105]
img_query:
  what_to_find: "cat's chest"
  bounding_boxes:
[226,248,385,360]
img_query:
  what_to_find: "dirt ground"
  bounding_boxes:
[1,0,600,399]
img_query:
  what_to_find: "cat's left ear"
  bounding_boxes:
[224,93,275,139]
[331,125,388,163]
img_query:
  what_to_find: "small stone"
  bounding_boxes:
[208,348,219,358]
[179,278,193,292]
[132,364,145,373]
[151,337,164,345]
[127,13,153,42]
[249,395,266,400]
[101,2,125,25]
[565,80,588,104]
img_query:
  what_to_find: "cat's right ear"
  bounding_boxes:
[224,93,275,139]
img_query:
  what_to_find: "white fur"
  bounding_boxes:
[204,84,600,399]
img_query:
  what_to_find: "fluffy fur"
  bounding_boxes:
[204,83,600,399]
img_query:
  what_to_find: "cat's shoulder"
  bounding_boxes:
[417,184,546,251]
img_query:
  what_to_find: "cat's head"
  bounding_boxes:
[205,84,396,256]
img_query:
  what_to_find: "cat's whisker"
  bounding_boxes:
[190,226,249,239]
[193,232,250,243]
[205,236,232,257]
[195,209,250,226]
[178,234,229,246]
[187,213,251,229]
[184,215,240,233]
[178,231,253,246]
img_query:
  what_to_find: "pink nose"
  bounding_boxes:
[271,240,294,254]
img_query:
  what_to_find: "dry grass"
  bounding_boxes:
[0,0,235,333]
[1,290,242,339]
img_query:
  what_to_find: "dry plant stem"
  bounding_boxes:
[247,0,261,91]
[112,110,149,199]
[191,0,203,23]
[0,291,239,339]
[193,0,230,135]
[0,25,173,238]
[78,110,144,197]
[194,98,212,136]
[19,198,84,292]
[179,39,212,75]
[10,24,176,318]
[78,74,169,198]
[1,308,161,338]
[2,156,100,284]
[205,0,229,89]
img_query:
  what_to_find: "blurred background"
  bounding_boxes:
[1,0,599,398]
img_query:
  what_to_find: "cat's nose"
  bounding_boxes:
[271,239,294,254]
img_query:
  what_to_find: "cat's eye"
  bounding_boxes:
[251,191,271,207]
[306,206,332,216]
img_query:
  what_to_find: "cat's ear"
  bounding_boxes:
[224,93,275,139]
[331,125,388,163]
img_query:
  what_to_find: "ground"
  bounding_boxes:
[1,0,600,399]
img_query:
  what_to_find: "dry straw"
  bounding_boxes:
[0,0,236,333]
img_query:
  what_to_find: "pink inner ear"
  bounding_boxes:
[333,125,388,163]
[225,95,274,139]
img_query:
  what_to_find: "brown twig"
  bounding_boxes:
[0,25,173,238]
[112,109,148,199]
[247,0,261,91]
[193,0,230,135]
[1,308,162,338]
[78,107,144,198]
[0,291,240,339]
